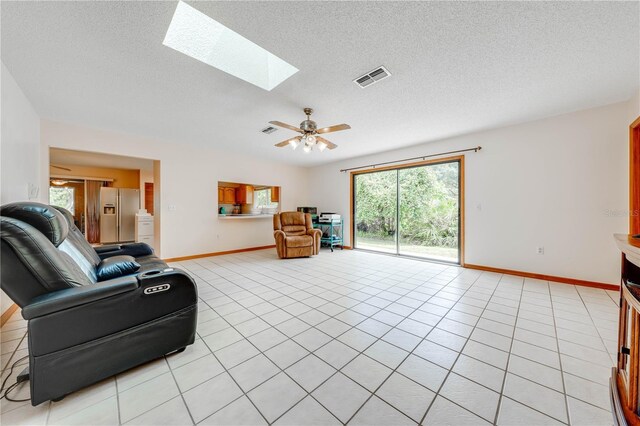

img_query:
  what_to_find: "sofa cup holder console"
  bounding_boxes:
[139,268,174,279]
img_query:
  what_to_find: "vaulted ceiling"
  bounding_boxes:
[2,1,638,166]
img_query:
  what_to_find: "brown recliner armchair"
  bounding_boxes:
[273,212,322,259]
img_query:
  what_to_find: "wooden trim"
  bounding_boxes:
[349,172,354,248]
[50,174,114,182]
[464,263,619,291]
[163,245,276,262]
[349,155,464,176]
[631,307,640,413]
[459,155,465,266]
[164,244,353,262]
[1,303,19,327]
[349,155,465,265]
[631,115,640,234]
[617,372,640,426]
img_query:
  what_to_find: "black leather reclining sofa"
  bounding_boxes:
[0,202,198,405]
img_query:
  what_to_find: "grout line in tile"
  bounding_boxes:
[114,369,122,426]
[549,287,573,425]
[492,275,525,426]
[164,355,196,425]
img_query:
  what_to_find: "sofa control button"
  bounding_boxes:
[144,284,171,295]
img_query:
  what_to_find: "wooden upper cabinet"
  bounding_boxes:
[236,185,254,204]
[225,188,236,204]
[271,186,280,202]
[219,187,236,204]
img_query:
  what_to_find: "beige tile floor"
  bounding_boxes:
[0,248,619,425]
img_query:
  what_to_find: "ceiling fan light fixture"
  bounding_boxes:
[51,179,68,186]
[271,108,348,153]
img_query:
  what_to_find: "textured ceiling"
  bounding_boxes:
[2,1,638,166]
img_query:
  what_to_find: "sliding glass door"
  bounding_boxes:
[353,169,397,253]
[353,159,461,264]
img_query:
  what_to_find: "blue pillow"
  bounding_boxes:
[96,255,140,281]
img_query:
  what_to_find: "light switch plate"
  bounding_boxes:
[27,183,39,200]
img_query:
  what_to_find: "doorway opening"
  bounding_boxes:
[351,156,464,264]
[48,148,161,254]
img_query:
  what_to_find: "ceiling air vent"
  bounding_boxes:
[354,66,391,88]
[261,126,278,134]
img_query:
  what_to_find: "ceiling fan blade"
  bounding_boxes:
[269,121,303,133]
[316,123,351,134]
[275,136,301,148]
[316,136,338,150]
[51,164,72,171]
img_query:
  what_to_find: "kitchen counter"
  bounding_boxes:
[218,213,275,220]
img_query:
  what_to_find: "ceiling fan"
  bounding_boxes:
[270,108,350,153]
[51,164,72,172]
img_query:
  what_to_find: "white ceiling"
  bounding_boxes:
[50,148,154,171]
[2,1,638,166]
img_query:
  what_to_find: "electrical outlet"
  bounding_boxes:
[168,205,177,212]
[537,247,544,255]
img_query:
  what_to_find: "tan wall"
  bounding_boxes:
[50,164,140,189]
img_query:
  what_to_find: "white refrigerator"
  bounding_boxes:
[99,188,140,243]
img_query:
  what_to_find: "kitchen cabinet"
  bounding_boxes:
[271,186,280,202]
[135,214,154,249]
[219,187,236,204]
[236,185,254,204]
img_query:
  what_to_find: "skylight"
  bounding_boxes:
[163,1,298,91]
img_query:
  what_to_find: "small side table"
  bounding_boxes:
[313,220,344,252]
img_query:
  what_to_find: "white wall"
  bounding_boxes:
[308,101,632,285]
[1,63,43,204]
[629,89,640,121]
[1,62,45,316]
[41,120,310,259]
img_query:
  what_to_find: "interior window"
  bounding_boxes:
[49,186,75,212]
[254,188,278,209]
